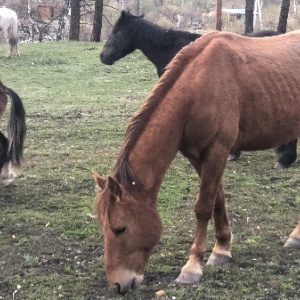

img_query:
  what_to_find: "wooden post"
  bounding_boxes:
[253,0,263,30]
[216,0,222,31]
[245,0,254,34]
[277,0,290,34]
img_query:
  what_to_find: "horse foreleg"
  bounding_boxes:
[284,216,300,248]
[206,185,232,265]
[6,42,12,58]
[175,191,210,284]
[176,144,231,284]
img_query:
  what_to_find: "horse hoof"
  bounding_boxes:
[283,237,300,249]
[274,162,285,169]
[175,271,202,284]
[206,252,231,266]
[227,154,238,161]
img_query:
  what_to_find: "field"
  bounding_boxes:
[0,41,300,300]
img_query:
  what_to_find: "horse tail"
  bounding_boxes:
[5,86,26,167]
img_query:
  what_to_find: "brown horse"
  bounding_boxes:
[0,81,26,185]
[93,31,300,294]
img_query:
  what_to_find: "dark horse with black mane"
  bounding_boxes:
[100,10,297,169]
[101,10,200,77]
[94,31,300,294]
[0,81,26,186]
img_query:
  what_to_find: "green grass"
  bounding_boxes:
[0,41,300,300]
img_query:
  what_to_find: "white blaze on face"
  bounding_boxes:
[0,161,18,186]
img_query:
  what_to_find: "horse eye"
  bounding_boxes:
[113,226,126,236]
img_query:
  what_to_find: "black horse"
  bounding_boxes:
[0,81,26,186]
[100,10,200,77]
[100,10,297,169]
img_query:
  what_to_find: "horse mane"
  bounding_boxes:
[139,19,199,47]
[120,10,200,48]
[112,32,218,189]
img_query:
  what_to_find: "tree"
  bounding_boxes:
[92,0,103,42]
[69,0,81,41]
[245,0,254,34]
[277,0,290,33]
[57,0,70,41]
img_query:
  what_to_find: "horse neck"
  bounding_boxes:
[134,22,175,72]
[127,94,184,197]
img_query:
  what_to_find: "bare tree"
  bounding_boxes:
[92,0,103,42]
[69,0,81,40]
[57,0,70,41]
[245,0,254,34]
[277,0,290,33]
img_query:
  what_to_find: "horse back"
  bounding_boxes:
[0,7,18,32]
[163,31,300,151]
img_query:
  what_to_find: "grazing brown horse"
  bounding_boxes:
[93,31,300,294]
[0,81,26,185]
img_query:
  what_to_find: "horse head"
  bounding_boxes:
[93,171,162,294]
[100,10,143,65]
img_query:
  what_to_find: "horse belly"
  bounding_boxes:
[237,104,300,151]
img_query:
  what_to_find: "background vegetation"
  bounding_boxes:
[1,0,300,42]
[0,37,300,299]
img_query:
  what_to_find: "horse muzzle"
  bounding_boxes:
[109,273,144,294]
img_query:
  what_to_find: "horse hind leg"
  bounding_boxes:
[15,42,20,57]
[227,149,241,161]
[274,139,297,169]
[7,38,19,58]
[0,131,17,186]
[206,186,232,266]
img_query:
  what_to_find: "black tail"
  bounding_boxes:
[5,87,26,167]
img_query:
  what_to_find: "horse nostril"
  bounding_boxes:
[112,283,121,294]
[131,277,136,289]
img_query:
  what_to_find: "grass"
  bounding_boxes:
[0,40,300,300]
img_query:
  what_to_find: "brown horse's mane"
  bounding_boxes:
[112,32,221,188]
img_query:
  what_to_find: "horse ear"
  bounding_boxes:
[108,176,122,198]
[92,171,106,189]
[123,9,130,16]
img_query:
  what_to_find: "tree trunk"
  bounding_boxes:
[245,0,254,34]
[216,0,222,31]
[57,0,70,41]
[69,0,81,41]
[277,0,290,33]
[92,0,103,42]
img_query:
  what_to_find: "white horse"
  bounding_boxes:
[0,7,20,58]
